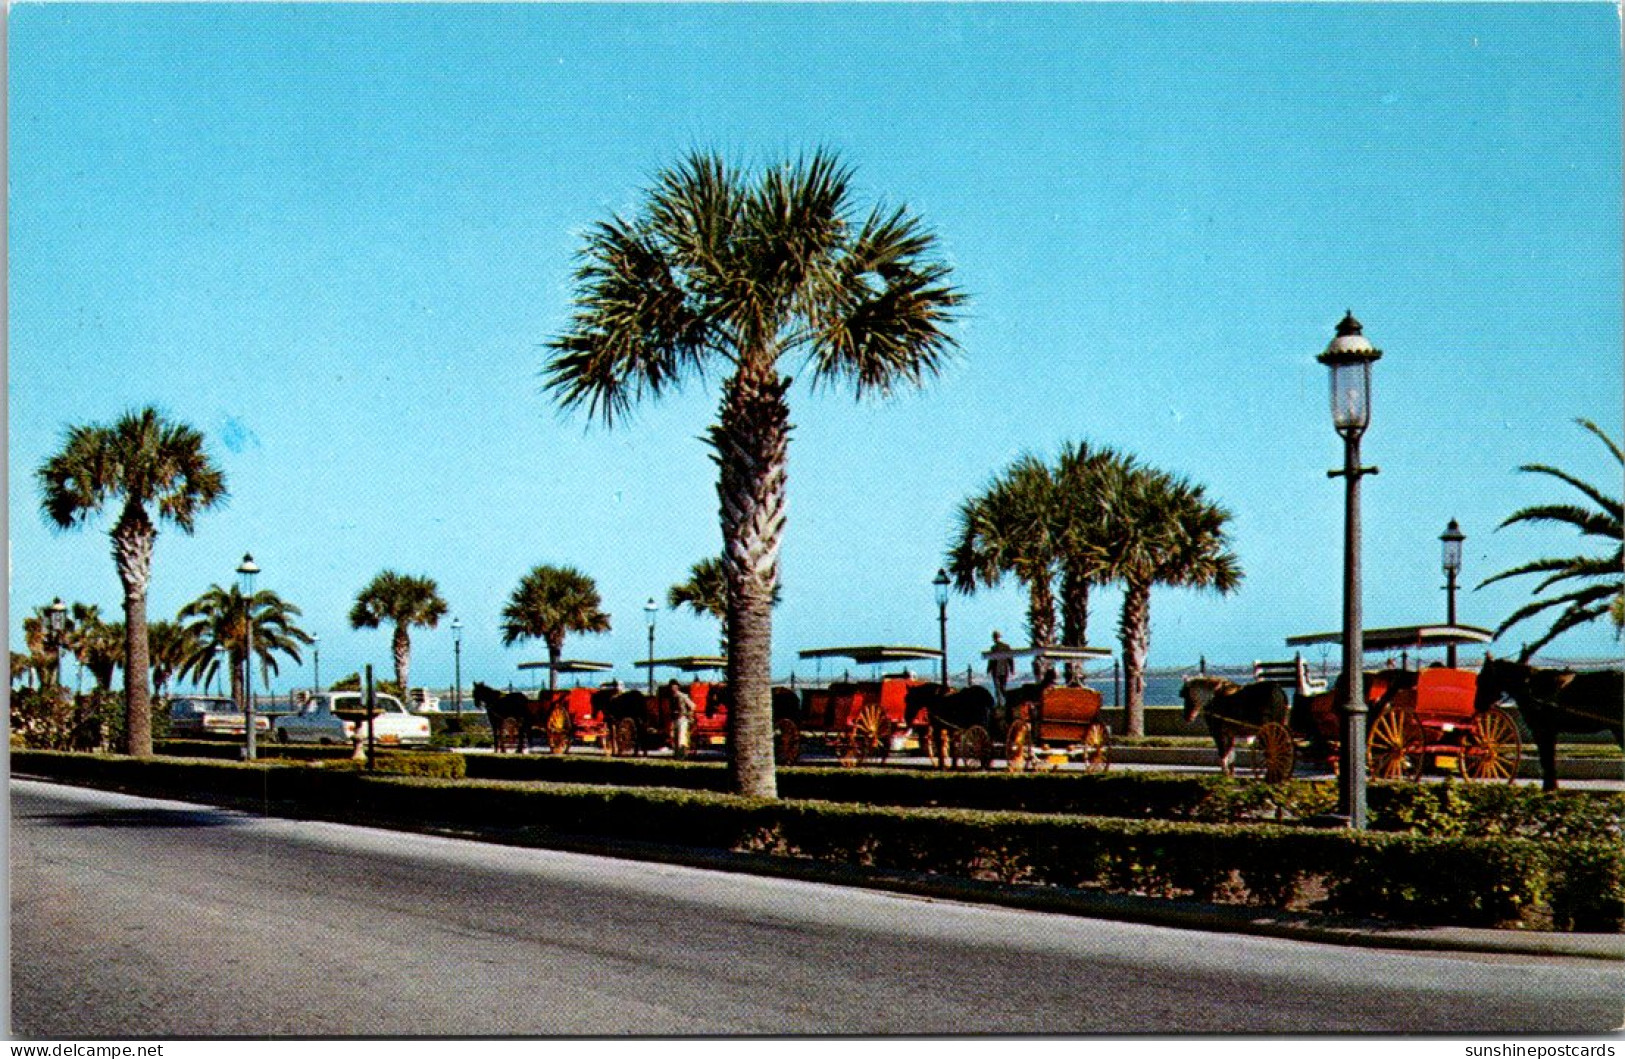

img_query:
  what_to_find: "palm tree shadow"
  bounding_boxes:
[22,808,243,830]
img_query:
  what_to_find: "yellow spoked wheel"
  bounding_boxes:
[546,706,572,755]
[956,725,993,770]
[1255,722,1296,785]
[1459,707,1522,784]
[1367,708,1424,780]
[1077,721,1110,774]
[775,718,801,765]
[1004,720,1032,772]
[840,703,887,768]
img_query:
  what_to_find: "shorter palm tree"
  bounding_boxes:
[147,619,198,702]
[948,455,1062,666]
[177,584,313,711]
[1104,466,1242,735]
[501,565,612,692]
[349,572,447,698]
[1479,418,1623,658]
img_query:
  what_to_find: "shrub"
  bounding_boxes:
[1547,843,1625,932]
[328,751,467,780]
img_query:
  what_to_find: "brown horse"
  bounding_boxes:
[473,681,539,753]
[1474,656,1624,790]
[1180,676,1289,776]
[591,685,650,755]
[1286,668,1416,769]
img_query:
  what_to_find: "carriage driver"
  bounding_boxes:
[667,679,696,756]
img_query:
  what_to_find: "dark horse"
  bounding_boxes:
[590,684,650,755]
[1179,676,1289,776]
[473,681,539,753]
[1286,668,1416,769]
[903,683,995,769]
[1475,656,1624,790]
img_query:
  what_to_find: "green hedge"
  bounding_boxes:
[13,750,1604,931]
[461,754,1620,842]
[326,751,468,780]
[155,739,354,762]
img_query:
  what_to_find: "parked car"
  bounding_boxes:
[408,688,442,713]
[168,695,270,737]
[271,691,432,746]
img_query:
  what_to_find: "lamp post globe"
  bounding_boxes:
[933,569,951,686]
[236,554,260,760]
[1317,313,1381,831]
[1441,519,1466,666]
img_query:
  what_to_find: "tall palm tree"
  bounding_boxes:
[177,584,313,710]
[37,407,227,755]
[668,556,781,656]
[547,150,962,797]
[500,565,612,692]
[948,455,1062,672]
[1104,467,1242,735]
[1478,418,1623,658]
[181,587,313,711]
[349,572,447,699]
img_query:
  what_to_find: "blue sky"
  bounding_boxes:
[9,3,1622,695]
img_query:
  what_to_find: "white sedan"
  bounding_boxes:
[271,692,432,746]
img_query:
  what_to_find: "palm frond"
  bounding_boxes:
[1578,417,1624,465]
[1511,465,1623,527]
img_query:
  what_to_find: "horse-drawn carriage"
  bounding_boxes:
[473,660,619,754]
[630,655,730,756]
[790,646,938,765]
[1281,624,1524,782]
[896,644,1114,771]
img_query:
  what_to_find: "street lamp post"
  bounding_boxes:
[1318,311,1381,831]
[933,569,951,686]
[451,617,464,715]
[644,598,658,696]
[1441,519,1465,668]
[45,598,67,690]
[311,633,320,697]
[237,554,260,761]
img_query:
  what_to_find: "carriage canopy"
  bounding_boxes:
[1284,624,1493,652]
[981,644,1114,662]
[517,659,616,673]
[796,645,942,665]
[632,655,728,673]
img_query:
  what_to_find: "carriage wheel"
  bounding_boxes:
[1367,708,1424,780]
[545,706,572,755]
[611,717,640,757]
[776,718,801,765]
[1078,721,1111,774]
[1255,722,1296,785]
[1004,720,1032,772]
[1459,707,1522,784]
[839,703,887,768]
[957,725,994,770]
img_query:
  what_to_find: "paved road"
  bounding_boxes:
[11,779,1623,1037]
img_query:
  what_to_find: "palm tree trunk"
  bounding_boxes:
[1025,575,1057,681]
[1060,567,1091,683]
[1118,580,1152,736]
[112,503,155,757]
[392,624,412,697]
[711,366,789,799]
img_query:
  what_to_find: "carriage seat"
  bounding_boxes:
[1393,667,1478,725]
[1254,657,1327,696]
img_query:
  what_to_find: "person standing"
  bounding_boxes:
[986,631,1014,710]
[667,678,696,758]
